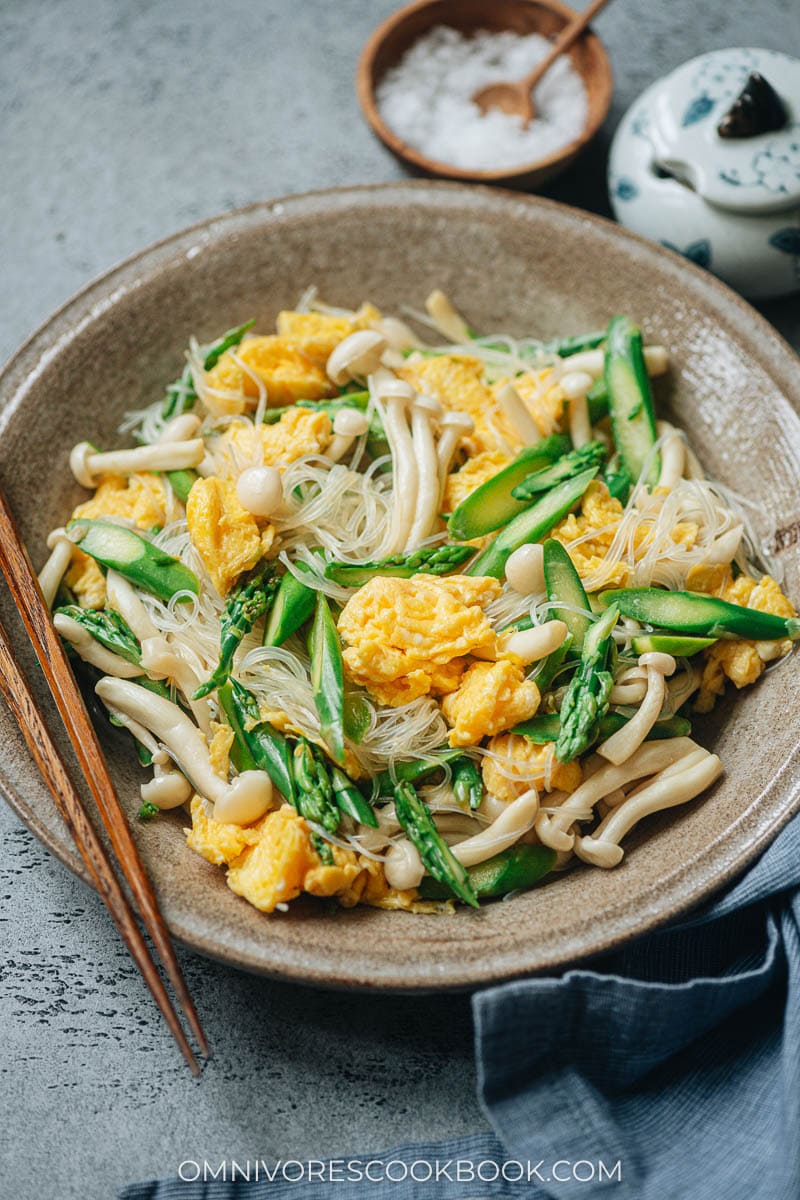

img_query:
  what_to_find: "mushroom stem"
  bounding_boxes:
[38,528,76,607]
[69,439,205,489]
[451,788,539,867]
[105,569,159,642]
[575,750,722,867]
[534,737,698,852]
[425,289,471,343]
[568,394,592,449]
[139,636,212,734]
[140,760,193,810]
[495,620,568,664]
[495,382,541,445]
[406,396,442,550]
[158,414,202,443]
[373,370,419,555]
[95,677,274,824]
[436,411,474,505]
[598,652,676,765]
[655,421,686,489]
[701,524,744,565]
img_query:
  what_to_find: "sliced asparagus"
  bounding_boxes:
[542,538,592,653]
[309,593,346,765]
[393,781,479,908]
[325,543,473,587]
[467,466,599,580]
[373,749,465,797]
[68,518,199,603]
[511,442,606,501]
[448,434,570,541]
[555,604,619,763]
[452,757,483,810]
[54,604,141,666]
[599,588,800,641]
[263,565,317,647]
[605,315,660,488]
[217,679,295,802]
[513,711,692,743]
[292,738,340,833]
[418,844,556,901]
[194,562,278,698]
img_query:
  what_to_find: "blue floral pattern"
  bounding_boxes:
[613,176,639,201]
[662,239,712,269]
[769,227,800,255]
[720,140,800,195]
[681,51,759,127]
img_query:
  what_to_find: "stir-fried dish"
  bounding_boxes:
[40,289,798,915]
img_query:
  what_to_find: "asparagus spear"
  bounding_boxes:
[545,330,606,358]
[598,588,800,641]
[217,679,295,802]
[555,603,619,763]
[325,543,473,588]
[263,566,317,646]
[373,748,465,796]
[308,593,346,764]
[194,562,279,698]
[292,738,340,833]
[513,711,691,743]
[418,844,556,901]
[511,442,607,501]
[601,453,634,503]
[67,518,199,603]
[54,604,141,665]
[161,320,255,419]
[542,537,592,653]
[330,765,378,828]
[605,315,660,488]
[452,758,483,810]
[447,434,571,541]
[262,392,370,424]
[393,781,479,908]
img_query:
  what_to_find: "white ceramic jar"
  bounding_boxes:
[609,48,800,299]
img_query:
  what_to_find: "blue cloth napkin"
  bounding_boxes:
[122,811,800,1200]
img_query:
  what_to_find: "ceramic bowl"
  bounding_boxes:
[1,183,800,990]
[356,0,613,187]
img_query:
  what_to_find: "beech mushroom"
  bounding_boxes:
[701,524,744,566]
[235,465,284,517]
[436,411,474,504]
[374,316,421,353]
[157,413,202,443]
[495,382,541,444]
[384,838,425,890]
[69,438,205,489]
[326,330,387,387]
[504,543,545,595]
[575,749,722,868]
[105,569,159,642]
[451,788,539,867]
[54,612,144,679]
[140,759,194,811]
[609,664,648,706]
[38,527,77,607]
[95,677,274,825]
[598,651,676,765]
[406,395,443,549]
[560,371,594,449]
[534,737,698,852]
[139,635,212,734]
[425,289,471,343]
[499,620,568,665]
[326,407,371,463]
[655,421,686,489]
[372,369,419,554]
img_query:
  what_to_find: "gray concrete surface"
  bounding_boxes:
[0,2,797,1197]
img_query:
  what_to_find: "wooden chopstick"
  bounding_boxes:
[0,483,209,1065]
[0,617,201,1074]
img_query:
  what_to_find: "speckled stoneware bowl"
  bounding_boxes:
[1,183,799,991]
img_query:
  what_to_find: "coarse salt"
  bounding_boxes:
[376,26,588,172]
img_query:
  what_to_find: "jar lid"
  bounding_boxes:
[641,48,800,214]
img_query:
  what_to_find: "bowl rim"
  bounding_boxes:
[355,0,614,182]
[2,179,800,991]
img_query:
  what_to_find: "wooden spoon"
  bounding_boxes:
[473,0,612,128]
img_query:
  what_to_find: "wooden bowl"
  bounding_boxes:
[356,0,613,187]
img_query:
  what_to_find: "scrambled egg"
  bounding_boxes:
[550,482,699,588]
[441,659,539,747]
[492,368,566,438]
[186,476,274,595]
[226,807,361,912]
[185,795,264,867]
[691,571,795,711]
[208,722,235,777]
[482,734,582,801]
[66,472,168,607]
[398,355,517,453]
[214,407,332,469]
[338,574,500,706]
[443,448,511,513]
[205,335,334,410]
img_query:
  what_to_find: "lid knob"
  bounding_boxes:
[717,71,788,138]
